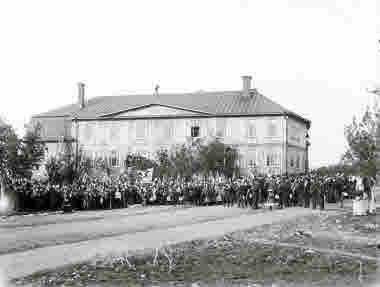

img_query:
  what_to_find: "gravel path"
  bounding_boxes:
[0,207,319,280]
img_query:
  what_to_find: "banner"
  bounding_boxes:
[141,168,154,183]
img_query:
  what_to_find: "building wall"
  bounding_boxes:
[69,113,307,175]
[31,117,72,139]
[286,117,308,174]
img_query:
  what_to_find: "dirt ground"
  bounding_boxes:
[13,207,380,287]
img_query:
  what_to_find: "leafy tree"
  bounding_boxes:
[18,123,45,177]
[224,145,240,179]
[312,163,357,177]
[197,139,225,177]
[155,148,172,180]
[343,103,379,178]
[0,121,45,181]
[155,139,240,181]
[0,121,19,185]
[45,156,63,184]
[45,143,92,184]
[169,144,192,179]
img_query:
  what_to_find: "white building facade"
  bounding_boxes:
[32,76,311,175]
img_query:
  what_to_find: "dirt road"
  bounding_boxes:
[0,205,323,281]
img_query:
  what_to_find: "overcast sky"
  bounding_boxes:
[0,0,378,168]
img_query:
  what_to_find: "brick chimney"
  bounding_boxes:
[77,82,85,109]
[242,75,252,97]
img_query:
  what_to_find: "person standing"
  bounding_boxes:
[336,174,344,208]
[319,177,326,210]
[311,177,319,209]
[253,181,260,209]
[304,176,311,208]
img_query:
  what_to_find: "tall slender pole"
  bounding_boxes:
[305,133,310,174]
[74,117,79,173]
[284,115,288,175]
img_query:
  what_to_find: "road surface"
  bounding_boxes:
[1,188,378,281]
[0,204,325,281]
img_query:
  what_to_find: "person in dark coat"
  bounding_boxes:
[319,178,327,210]
[303,177,311,208]
[311,178,319,209]
[335,175,344,208]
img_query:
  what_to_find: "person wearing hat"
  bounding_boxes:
[303,176,311,208]
[310,177,319,209]
[319,176,327,210]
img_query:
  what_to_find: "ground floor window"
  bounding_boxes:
[110,151,119,167]
[290,155,294,168]
[296,154,300,169]
[191,126,200,138]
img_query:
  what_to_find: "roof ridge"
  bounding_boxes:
[31,89,310,125]
[117,90,243,97]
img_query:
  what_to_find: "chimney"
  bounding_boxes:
[77,82,85,109]
[242,75,252,97]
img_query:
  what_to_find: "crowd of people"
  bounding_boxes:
[3,172,375,213]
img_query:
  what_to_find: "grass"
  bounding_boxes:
[14,236,379,287]
[11,209,380,287]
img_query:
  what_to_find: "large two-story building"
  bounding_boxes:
[31,76,311,175]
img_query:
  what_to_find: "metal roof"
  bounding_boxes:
[33,89,310,125]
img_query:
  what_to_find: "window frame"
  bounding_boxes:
[290,155,295,168]
[135,120,146,139]
[165,120,174,139]
[110,151,120,167]
[216,118,226,138]
[191,126,200,138]
[295,155,299,169]
[247,120,256,138]
[267,120,278,138]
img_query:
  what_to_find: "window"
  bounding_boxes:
[110,124,120,144]
[267,120,277,137]
[84,123,93,143]
[165,121,174,138]
[290,156,294,167]
[191,126,200,138]
[296,155,300,169]
[136,121,146,139]
[111,151,119,167]
[216,118,226,137]
[247,120,256,138]
[266,153,278,167]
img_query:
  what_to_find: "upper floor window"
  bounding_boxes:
[165,121,174,138]
[290,156,295,167]
[136,121,146,139]
[267,120,278,137]
[247,120,256,138]
[191,126,200,138]
[84,123,93,143]
[216,118,226,138]
[110,124,120,143]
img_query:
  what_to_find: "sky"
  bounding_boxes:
[0,0,378,168]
